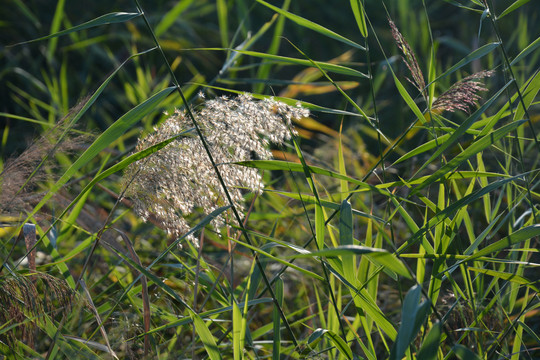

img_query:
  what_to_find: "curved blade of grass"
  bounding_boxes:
[417,322,442,360]
[155,0,195,37]
[517,320,540,347]
[325,262,397,338]
[142,298,272,336]
[350,0,368,38]
[379,171,505,190]
[272,276,284,360]
[510,36,540,66]
[410,120,526,195]
[238,160,393,198]
[290,245,388,258]
[393,134,451,165]
[467,267,539,292]
[497,0,532,19]
[270,190,385,223]
[255,0,365,51]
[255,0,291,94]
[10,12,142,46]
[79,279,118,359]
[340,201,355,283]
[513,70,540,122]
[116,231,152,356]
[392,72,426,125]
[390,285,430,360]
[452,344,482,360]
[190,313,222,360]
[308,328,353,359]
[230,236,324,281]
[228,49,369,78]
[429,42,500,85]
[194,84,364,117]
[289,245,410,279]
[465,224,540,261]
[414,80,512,175]
[232,300,242,360]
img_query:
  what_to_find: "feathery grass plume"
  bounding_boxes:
[124,93,309,246]
[432,70,494,113]
[388,18,426,97]
[0,113,91,217]
[0,272,75,347]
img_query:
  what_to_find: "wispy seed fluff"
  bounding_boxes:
[124,93,309,246]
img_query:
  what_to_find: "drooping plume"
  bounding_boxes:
[124,93,309,246]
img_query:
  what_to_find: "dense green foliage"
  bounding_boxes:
[1,0,539,359]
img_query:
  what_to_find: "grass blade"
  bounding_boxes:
[414,80,512,175]
[256,0,365,51]
[497,0,532,19]
[11,12,142,46]
[430,42,500,85]
[390,284,430,360]
[417,322,442,360]
[350,0,368,38]
[410,120,526,195]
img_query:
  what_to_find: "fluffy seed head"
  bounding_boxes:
[432,70,494,113]
[389,18,426,97]
[124,93,309,246]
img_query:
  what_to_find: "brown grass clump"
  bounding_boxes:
[0,272,75,347]
[0,111,91,217]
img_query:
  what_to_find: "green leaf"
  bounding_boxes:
[452,344,482,360]
[290,245,388,258]
[392,72,426,124]
[238,160,394,198]
[228,49,369,78]
[288,245,411,279]
[393,134,451,165]
[155,0,195,37]
[467,267,539,292]
[513,70,540,122]
[308,328,353,359]
[417,322,442,360]
[191,313,222,360]
[410,120,526,195]
[350,0,368,38]
[194,84,363,117]
[216,0,228,47]
[390,285,430,360]
[340,201,355,282]
[11,12,141,46]
[256,0,365,51]
[465,225,540,261]
[510,36,540,65]
[366,251,412,279]
[272,277,284,360]
[430,42,500,85]
[232,301,242,360]
[270,190,385,223]
[497,0,532,19]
